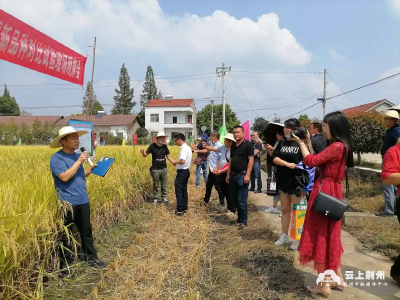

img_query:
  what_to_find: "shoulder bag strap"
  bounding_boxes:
[343,144,349,199]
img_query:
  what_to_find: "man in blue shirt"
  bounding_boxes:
[194,131,224,206]
[50,126,106,273]
[378,110,400,217]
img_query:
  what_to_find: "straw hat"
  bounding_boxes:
[50,126,88,148]
[225,133,236,142]
[156,131,168,138]
[384,110,400,119]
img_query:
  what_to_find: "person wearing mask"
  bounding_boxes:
[191,134,209,188]
[380,140,400,286]
[264,128,285,214]
[169,133,192,216]
[377,110,400,217]
[309,122,328,154]
[291,111,354,296]
[226,126,254,230]
[205,133,237,216]
[272,118,303,249]
[49,126,107,273]
[249,132,263,193]
[194,131,224,206]
[140,131,173,204]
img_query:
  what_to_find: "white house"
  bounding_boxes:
[145,96,197,142]
[342,99,395,115]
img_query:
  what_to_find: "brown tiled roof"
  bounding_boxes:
[146,99,194,107]
[0,116,62,126]
[342,99,390,115]
[0,114,137,127]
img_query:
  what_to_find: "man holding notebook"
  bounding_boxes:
[140,131,173,203]
[49,126,107,274]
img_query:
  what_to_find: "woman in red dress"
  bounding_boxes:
[290,111,354,296]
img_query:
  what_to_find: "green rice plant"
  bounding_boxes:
[0,145,180,299]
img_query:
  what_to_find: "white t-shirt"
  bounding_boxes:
[177,143,193,170]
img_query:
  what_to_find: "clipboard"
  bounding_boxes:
[92,156,115,177]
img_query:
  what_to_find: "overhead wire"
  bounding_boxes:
[229,73,258,117]
[326,73,357,106]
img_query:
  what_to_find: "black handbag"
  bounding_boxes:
[311,144,349,221]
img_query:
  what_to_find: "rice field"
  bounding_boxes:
[0,145,180,299]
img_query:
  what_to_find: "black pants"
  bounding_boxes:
[219,173,236,213]
[175,169,190,212]
[59,203,97,267]
[204,170,224,204]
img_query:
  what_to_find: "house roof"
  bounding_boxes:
[342,99,394,115]
[146,99,194,107]
[0,114,138,127]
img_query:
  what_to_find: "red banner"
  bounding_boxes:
[133,134,137,145]
[0,10,87,85]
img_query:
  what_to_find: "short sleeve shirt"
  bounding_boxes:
[197,142,209,161]
[216,145,231,167]
[382,144,400,196]
[177,143,193,170]
[230,139,254,172]
[146,143,170,170]
[50,150,89,206]
[252,141,263,162]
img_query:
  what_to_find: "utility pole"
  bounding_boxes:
[323,68,327,118]
[211,100,214,132]
[216,63,231,127]
[87,37,96,119]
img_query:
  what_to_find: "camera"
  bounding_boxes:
[291,127,307,139]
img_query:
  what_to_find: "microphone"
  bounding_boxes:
[80,147,94,167]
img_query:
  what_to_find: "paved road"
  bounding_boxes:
[252,170,400,299]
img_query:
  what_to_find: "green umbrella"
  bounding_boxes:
[219,126,227,143]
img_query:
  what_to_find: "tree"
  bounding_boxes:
[347,111,385,164]
[137,110,145,127]
[111,63,135,115]
[0,85,20,116]
[135,127,149,138]
[272,114,282,123]
[251,117,269,137]
[299,114,309,123]
[20,110,32,116]
[157,89,163,99]
[140,65,158,108]
[82,82,104,115]
[197,104,240,135]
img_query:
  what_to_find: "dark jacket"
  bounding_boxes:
[311,134,328,154]
[381,124,400,157]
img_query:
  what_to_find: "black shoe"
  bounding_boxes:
[203,201,208,207]
[87,257,107,269]
[254,190,262,194]
[249,189,255,192]
[238,223,247,230]
[375,211,394,217]
[175,211,185,216]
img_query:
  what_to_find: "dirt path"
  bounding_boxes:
[254,171,400,299]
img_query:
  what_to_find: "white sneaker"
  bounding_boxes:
[162,198,169,203]
[264,206,280,214]
[290,240,299,250]
[275,233,290,246]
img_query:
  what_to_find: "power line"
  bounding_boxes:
[5,72,216,87]
[326,72,357,106]
[282,102,322,120]
[8,76,217,91]
[326,71,400,101]
[229,74,258,117]
[232,70,323,74]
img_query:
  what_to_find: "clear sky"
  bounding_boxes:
[0,0,399,125]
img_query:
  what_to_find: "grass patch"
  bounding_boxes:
[345,223,400,261]
[345,178,384,213]
[195,202,311,300]
[354,159,381,170]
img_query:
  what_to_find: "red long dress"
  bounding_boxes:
[298,142,347,274]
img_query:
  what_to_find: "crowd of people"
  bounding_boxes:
[48,110,400,293]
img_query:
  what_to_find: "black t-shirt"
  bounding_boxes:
[146,143,170,170]
[252,141,263,162]
[311,134,328,154]
[272,140,303,192]
[230,139,254,172]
